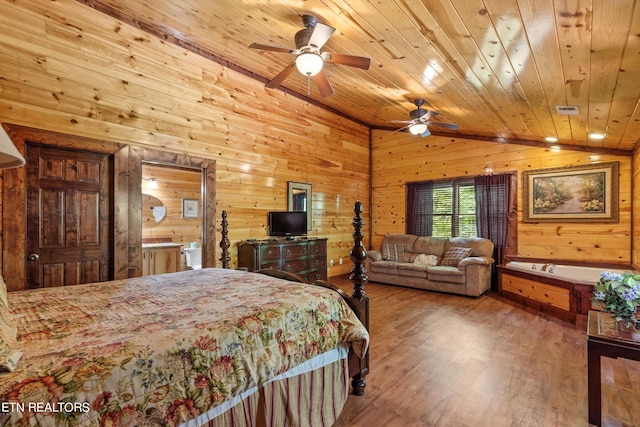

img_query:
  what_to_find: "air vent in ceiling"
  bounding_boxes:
[555,105,579,115]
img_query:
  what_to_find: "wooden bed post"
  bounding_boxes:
[349,201,367,299]
[219,210,231,269]
[348,200,369,395]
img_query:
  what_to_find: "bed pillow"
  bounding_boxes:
[382,243,404,262]
[439,247,473,267]
[0,275,22,372]
[0,274,8,308]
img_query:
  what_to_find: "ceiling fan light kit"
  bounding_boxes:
[295,51,323,76]
[409,123,428,135]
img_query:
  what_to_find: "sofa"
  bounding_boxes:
[365,233,495,297]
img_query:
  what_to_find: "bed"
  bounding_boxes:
[0,202,370,426]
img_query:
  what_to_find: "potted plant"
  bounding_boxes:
[592,271,640,329]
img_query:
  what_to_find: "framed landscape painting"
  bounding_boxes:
[522,162,619,223]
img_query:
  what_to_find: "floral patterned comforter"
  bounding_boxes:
[0,268,369,426]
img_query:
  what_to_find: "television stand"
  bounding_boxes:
[238,238,327,282]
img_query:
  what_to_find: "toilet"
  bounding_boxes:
[184,247,202,269]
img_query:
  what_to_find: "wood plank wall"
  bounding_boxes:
[632,149,640,269]
[0,0,370,282]
[371,130,632,267]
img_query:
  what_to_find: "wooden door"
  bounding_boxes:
[25,145,112,288]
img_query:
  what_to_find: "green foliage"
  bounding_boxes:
[592,272,640,328]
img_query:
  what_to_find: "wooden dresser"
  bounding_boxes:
[238,238,327,282]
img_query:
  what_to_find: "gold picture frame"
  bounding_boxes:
[522,161,619,223]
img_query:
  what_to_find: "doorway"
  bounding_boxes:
[141,162,203,271]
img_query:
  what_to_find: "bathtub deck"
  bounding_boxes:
[497,265,595,327]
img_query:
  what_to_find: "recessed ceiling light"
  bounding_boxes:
[544,136,558,142]
[589,133,605,140]
[550,145,561,152]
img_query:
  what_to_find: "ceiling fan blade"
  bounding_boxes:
[321,52,371,70]
[392,124,412,134]
[265,63,297,88]
[312,70,335,98]
[428,121,459,131]
[249,42,295,54]
[388,120,411,124]
[421,110,440,121]
[308,22,335,49]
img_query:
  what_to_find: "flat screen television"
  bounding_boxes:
[268,211,307,239]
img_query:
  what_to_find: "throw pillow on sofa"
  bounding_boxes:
[440,247,473,266]
[414,254,438,266]
[382,243,404,262]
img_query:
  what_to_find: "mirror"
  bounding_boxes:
[288,181,312,231]
[142,193,167,223]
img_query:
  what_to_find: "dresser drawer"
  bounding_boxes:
[309,256,326,269]
[259,261,281,270]
[308,241,326,256]
[282,259,307,273]
[306,269,327,282]
[282,244,309,259]
[260,245,281,260]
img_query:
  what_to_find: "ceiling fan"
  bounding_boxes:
[390,99,459,137]
[249,15,371,98]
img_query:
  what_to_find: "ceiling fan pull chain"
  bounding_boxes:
[307,76,311,96]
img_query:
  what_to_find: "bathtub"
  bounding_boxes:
[504,261,636,285]
[498,262,637,326]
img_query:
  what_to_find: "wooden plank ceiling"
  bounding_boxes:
[79,0,640,152]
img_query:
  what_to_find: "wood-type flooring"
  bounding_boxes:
[333,281,640,427]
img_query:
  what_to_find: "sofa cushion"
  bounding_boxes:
[440,247,473,266]
[445,238,494,258]
[413,236,447,257]
[427,266,466,284]
[370,261,398,275]
[382,243,404,262]
[396,262,429,278]
[404,253,420,263]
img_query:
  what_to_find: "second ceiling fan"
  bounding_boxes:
[249,15,371,97]
[390,99,459,137]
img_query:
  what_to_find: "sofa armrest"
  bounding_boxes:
[458,256,494,268]
[367,250,383,262]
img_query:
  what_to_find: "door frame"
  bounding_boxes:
[1,125,216,291]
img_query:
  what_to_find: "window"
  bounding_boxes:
[408,179,477,238]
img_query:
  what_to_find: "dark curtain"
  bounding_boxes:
[406,181,433,236]
[474,174,511,283]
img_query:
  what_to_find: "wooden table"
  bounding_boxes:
[587,310,640,426]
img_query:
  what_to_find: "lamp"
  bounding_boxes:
[142,177,158,189]
[409,123,428,135]
[295,51,324,76]
[0,126,25,169]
